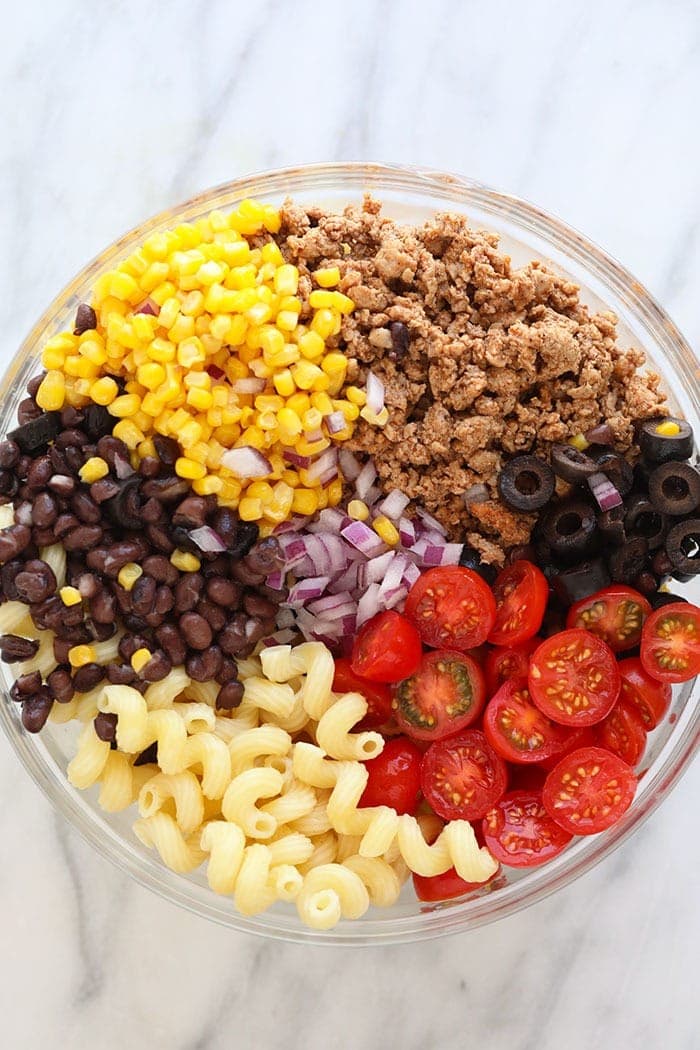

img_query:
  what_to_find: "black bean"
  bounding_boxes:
[131,575,157,617]
[32,492,58,527]
[10,671,43,701]
[0,634,39,662]
[231,560,266,586]
[83,404,114,439]
[53,639,73,665]
[134,742,158,766]
[229,521,261,560]
[64,447,86,474]
[102,538,148,576]
[218,614,249,656]
[47,666,75,703]
[72,663,105,693]
[0,471,18,497]
[633,571,659,597]
[90,589,117,624]
[146,524,175,553]
[216,658,239,685]
[206,577,242,607]
[243,592,278,619]
[63,524,103,550]
[16,455,32,479]
[60,405,84,429]
[119,634,151,661]
[152,435,180,467]
[21,691,53,733]
[32,527,57,547]
[26,455,53,490]
[186,645,223,682]
[90,478,120,503]
[173,496,210,528]
[216,680,244,710]
[201,555,231,578]
[139,456,161,478]
[155,624,187,666]
[96,435,129,468]
[389,321,410,359]
[174,573,204,613]
[106,663,137,685]
[86,618,116,642]
[0,525,32,565]
[17,396,42,425]
[1,561,24,600]
[0,439,20,469]
[94,712,118,742]
[74,303,97,335]
[76,573,100,599]
[142,477,190,503]
[54,514,80,539]
[142,555,179,585]
[56,428,88,450]
[141,497,163,524]
[71,492,101,524]
[50,446,69,474]
[179,611,212,650]
[154,585,174,616]
[14,560,57,603]
[141,651,172,682]
[245,616,270,647]
[195,599,226,633]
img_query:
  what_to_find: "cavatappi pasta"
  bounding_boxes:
[56,640,498,929]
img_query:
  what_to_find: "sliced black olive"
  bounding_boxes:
[104,476,143,531]
[639,417,694,464]
[541,500,597,562]
[591,451,634,497]
[497,456,555,512]
[649,591,690,609]
[8,411,61,453]
[458,544,498,585]
[551,558,611,605]
[624,494,668,549]
[632,571,659,598]
[598,504,626,546]
[648,462,700,517]
[83,404,114,439]
[549,444,598,484]
[608,536,649,584]
[665,518,700,576]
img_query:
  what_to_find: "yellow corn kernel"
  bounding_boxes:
[348,499,369,521]
[147,338,177,363]
[281,469,300,488]
[157,297,180,330]
[310,308,335,340]
[88,377,119,406]
[177,337,206,368]
[314,266,341,288]
[226,264,257,290]
[175,457,206,480]
[68,644,96,668]
[192,475,223,496]
[335,399,359,422]
[41,345,66,369]
[276,310,299,333]
[140,392,165,417]
[136,362,166,390]
[108,271,140,302]
[151,281,177,306]
[131,648,152,673]
[108,394,141,418]
[373,515,400,547]
[316,486,329,510]
[132,312,158,341]
[277,407,303,440]
[36,371,66,411]
[187,441,210,464]
[246,481,274,504]
[273,369,296,398]
[330,291,354,315]
[112,419,145,449]
[186,387,213,411]
[291,361,326,391]
[302,408,323,432]
[118,563,143,591]
[360,405,390,426]
[197,260,226,285]
[79,457,110,484]
[259,326,285,356]
[222,241,251,267]
[273,264,299,297]
[247,302,272,327]
[656,420,681,436]
[290,487,318,515]
[296,436,330,457]
[138,438,157,459]
[74,378,93,398]
[261,205,281,234]
[321,353,347,377]
[80,340,109,366]
[568,433,589,452]
[308,290,335,310]
[219,478,242,503]
[179,289,205,317]
[239,497,263,521]
[178,420,203,449]
[327,477,343,506]
[170,549,201,573]
[309,392,334,417]
[259,241,283,266]
[267,345,300,369]
[140,261,170,292]
[345,385,367,407]
[59,586,82,607]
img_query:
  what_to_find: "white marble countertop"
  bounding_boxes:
[1,2,698,1048]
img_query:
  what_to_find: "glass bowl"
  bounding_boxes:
[1,162,698,945]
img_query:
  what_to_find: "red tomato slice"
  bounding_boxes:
[404,566,497,651]
[333,658,394,729]
[542,746,637,834]
[420,729,507,821]
[618,656,672,729]
[484,638,538,695]
[566,585,652,653]
[640,602,700,683]
[413,864,500,903]
[359,736,423,815]
[350,610,422,683]
[482,790,573,867]
[528,628,621,727]
[488,561,548,646]
[393,649,486,741]
[594,698,647,767]
[483,679,574,764]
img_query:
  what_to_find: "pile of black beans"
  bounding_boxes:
[1,374,287,736]
[496,417,699,611]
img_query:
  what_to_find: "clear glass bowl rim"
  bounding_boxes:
[1,161,698,946]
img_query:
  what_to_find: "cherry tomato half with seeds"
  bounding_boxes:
[528,628,621,727]
[618,656,671,729]
[594,698,647,767]
[333,658,393,729]
[542,746,637,835]
[482,790,573,868]
[483,679,575,764]
[566,585,652,653]
[404,566,497,651]
[488,561,548,647]
[350,610,422,683]
[413,864,500,903]
[393,649,486,742]
[484,638,539,696]
[359,736,423,815]
[640,601,700,683]
[420,729,508,821]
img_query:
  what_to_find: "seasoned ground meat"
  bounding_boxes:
[279,198,666,561]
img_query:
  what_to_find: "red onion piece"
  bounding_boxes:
[135,298,158,315]
[324,411,347,435]
[338,450,363,482]
[188,526,227,553]
[265,570,285,591]
[398,517,416,546]
[377,489,411,520]
[365,371,385,415]
[306,447,338,484]
[340,520,386,557]
[232,378,266,394]
[585,423,616,445]
[588,471,623,511]
[114,454,135,479]
[261,628,297,647]
[287,577,331,606]
[355,461,377,500]
[283,449,313,469]
[356,583,382,626]
[206,364,225,380]
[220,446,272,478]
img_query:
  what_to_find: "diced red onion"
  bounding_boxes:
[307,508,348,534]
[415,507,448,537]
[585,422,616,445]
[355,461,377,500]
[273,515,307,535]
[403,561,421,588]
[261,628,296,647]
[324,411,347,435]
[338,449,363,482]
[307,593,357,620]
[114,453,135,479]
[462,483,489,506]
[377,489,411,520]
[379,554,407,597]
[306,447,338,484]
[398,517,416,546]
[220,446,272,478]
[588,471,623,511]
[277,607,296,629]
[383,586,408,610]
[364,551,396,586]
[356,583,382,626]
[232,378,266,395]
[283,448,313,469]
[365,371,385,415]
[286,577,331,606]
[135,298,158,315]
[188,526,227,553]
[340,520,386,557]
[265,570,285,591]
[206,364,225,380]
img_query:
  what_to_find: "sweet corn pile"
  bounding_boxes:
[37,200,386,530]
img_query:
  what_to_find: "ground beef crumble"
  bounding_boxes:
[278,197,666,563]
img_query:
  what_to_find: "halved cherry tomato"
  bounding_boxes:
[484,638,538,695]
[482,790,573,867]
[333,658,393,729]
[393,650,486,741]
[529,628,621,726]
[412,864,500,903]
[640,602,700,683]
[537,726,597,770]
[483,679,575,764]
[618,656,672,729]
[488,561,548,647]
[595,698,647,766]
[359,736,423,814]
[542,746,637,834]
[566,585,651,653]
[404,566,497,651]
[350,610,422,683]
[420,729,507,821]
